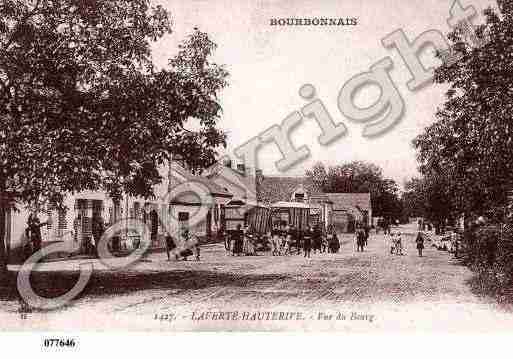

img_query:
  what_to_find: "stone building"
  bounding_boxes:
[326,193,372,232]
[168,159,233,238]
[256,175,334,230]
[256,172,372,233]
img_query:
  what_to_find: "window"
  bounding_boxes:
[134,202,141,219]
[178,212,189,222]
[178,212,190,232]
[294,193,305,203]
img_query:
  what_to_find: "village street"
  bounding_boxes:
[3,223,513,331]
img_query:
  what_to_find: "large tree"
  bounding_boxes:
[402,175,455,227]
[306,161,403,220]
[0,0,229,274]
[414,0,513,221]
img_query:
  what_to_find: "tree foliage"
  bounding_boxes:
[0,0,229,272]
[306,161,403,220]
[414,0,513,219]
[402,176,455,225]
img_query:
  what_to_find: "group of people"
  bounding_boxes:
[228,224,258,256]
[165,228,201,261]
[388,232,404,255]
[269,223,340,258]
[225,223,341,259]
[385,230,425,257]
[22,210,432,265]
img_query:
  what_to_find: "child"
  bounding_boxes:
[395,232,403,255]
[271,229,280,256]
[280,234,288,256]
[283,233,292,256]
[389,233,396,254]
[321,234,328,253]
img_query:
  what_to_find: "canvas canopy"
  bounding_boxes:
[270,201,311,209]
[270,202,310,230]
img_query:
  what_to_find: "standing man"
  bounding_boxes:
[289,225,299,255]
[303,226,313,258]
[356,225,366,252]
[27,213,50,255]
[150,210,159,248]
[452,231,460,258]
[92,213,105,257]
[383,218,391,235]
[233,224,243,256]
[364,224,370,246]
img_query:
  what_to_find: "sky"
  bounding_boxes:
[150,0,495,187]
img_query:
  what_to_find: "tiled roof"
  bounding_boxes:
[257,176,322,205]
[203,163,255,198]
[326,193,371,212]
[170,163,232,197]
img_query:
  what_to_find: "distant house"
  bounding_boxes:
[255,173,372,233]
[326,193,372,232]
[256,175,333,230]
[169,159,233,238]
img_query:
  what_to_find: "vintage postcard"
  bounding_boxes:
[2,0,513,340]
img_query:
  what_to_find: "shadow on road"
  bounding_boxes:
[1,269,290,309]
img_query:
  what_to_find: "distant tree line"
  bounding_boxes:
[306,161,404,223]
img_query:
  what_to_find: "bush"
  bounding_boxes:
[464,223,513,301]
[472,225,500,268]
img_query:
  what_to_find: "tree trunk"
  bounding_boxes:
[0,190,8,277]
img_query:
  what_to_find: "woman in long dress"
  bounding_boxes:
[416,232,424,257]
[395,232,404,255]
[233,224,244,256]
[243,227,256,256]
[328,231,340,253]
[389,233,395,254]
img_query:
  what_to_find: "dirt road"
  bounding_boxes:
[3,224,513,331]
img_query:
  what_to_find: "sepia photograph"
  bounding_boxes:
[1,0,513,344]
